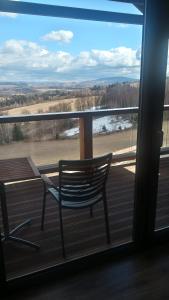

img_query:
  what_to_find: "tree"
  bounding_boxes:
[0,124,12,144]
[102,125,107,132]
[12,124,24,141]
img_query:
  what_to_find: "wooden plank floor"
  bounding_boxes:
[1,157,169,279]
[8,242,169,300]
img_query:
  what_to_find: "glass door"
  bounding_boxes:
[133,1,169,244]
[155,42,169,231]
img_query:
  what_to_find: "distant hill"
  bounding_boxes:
[76,77,137,87]
[0,77,137,90]
[95,76,135,83]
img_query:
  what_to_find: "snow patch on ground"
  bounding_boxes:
[63,116,132,137]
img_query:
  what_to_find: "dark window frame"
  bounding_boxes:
[1,0,169,291]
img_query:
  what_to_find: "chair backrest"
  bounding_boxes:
[58,153,112,203]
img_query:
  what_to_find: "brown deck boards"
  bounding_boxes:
[1,157,169,279]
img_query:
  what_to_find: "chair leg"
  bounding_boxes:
[103,193,110,244]
[41,182,47,231]
[59,204,66,258]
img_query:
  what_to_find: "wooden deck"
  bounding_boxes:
[1,156,169,280]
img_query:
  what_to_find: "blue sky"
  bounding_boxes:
[0,0,143,81]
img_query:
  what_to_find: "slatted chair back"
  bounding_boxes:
[58,153,112,204]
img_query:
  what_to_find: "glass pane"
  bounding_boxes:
[0,12,142,279]
[0,120,79,165]
[93,116,137,156]
[156,41,169,230]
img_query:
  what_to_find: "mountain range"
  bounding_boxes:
[77,76,137,87]
[0,77,137,89]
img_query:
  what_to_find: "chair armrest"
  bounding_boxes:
[41,174,59,190]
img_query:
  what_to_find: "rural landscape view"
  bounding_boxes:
[0,76,169,165]
[0,0,145,165]
[2,3,168,165]
[0,77,140,165]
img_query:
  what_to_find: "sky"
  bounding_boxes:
[0,0,143,82]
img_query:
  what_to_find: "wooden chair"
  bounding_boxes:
[41,153,112,258]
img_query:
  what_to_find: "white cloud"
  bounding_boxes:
[0,39,141,81]
[59,47,140,76]
[42,30,74,43]
[107,23,129,28]
[115,24,130,28]
[0,12,18,18]
[91,47,139,67]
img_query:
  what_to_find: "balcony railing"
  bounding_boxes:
[0,105,169,172]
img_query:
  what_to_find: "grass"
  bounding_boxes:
[5,98,77,115]
[5,96,97,115]
[0,128,137,166]
[0,119,168,166]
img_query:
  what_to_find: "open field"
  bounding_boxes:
[3,95,98,115]
[0,117,169,166]
[0,128,137,165]
[5,97,78,115]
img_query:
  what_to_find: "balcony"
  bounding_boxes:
[0,106,169,280]
[2,162,133,279]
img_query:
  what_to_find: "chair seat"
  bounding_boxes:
[48,187,103,209]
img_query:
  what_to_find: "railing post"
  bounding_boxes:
[79,116,93,160]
